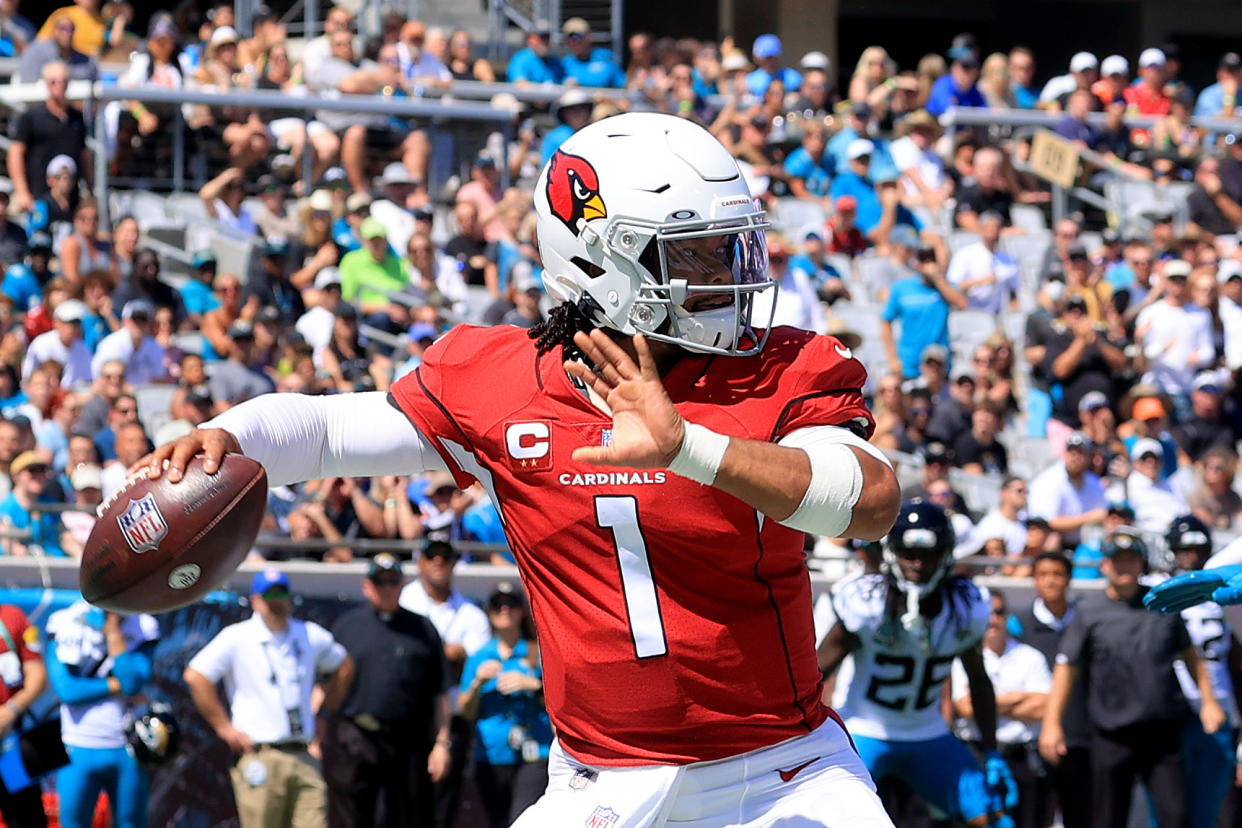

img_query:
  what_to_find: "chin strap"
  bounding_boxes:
[901,586,929,647]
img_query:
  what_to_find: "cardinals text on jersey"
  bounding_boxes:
[390,323,871,766]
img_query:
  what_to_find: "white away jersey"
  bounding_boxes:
[832,574,991,741]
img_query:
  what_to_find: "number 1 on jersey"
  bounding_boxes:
[596,496,668,659]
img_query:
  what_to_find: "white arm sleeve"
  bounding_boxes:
[775,425,893,538]
[203,391,449,487]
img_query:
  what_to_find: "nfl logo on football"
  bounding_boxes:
[586,806,619,828]
[117,493,169,554]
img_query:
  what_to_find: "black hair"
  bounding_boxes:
[1032,550,1071,574]
[528,301,596,363]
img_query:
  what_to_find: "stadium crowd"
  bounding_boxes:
[0,0,1241,825]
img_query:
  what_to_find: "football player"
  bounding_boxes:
[142,113,901,826]
[1160,515,1237,828]
[819,500,1019,828]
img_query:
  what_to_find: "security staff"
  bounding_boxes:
[184,570,354,828]
[323,554,452,828]
[1040,529,1224,828]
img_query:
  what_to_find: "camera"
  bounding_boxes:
[916,246,937,263]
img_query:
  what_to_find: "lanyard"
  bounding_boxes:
[258,634,304,709]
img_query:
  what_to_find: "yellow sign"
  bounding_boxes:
[1029,130,1081,190]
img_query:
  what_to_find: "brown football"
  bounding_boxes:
[80,454,267,612]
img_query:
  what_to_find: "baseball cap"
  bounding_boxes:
[360,217,386,240]
[412,206,434,222]
[1130,437,1164,461]
[946,45,974,61]
[921,441,952,464]
[1107,501,1136,520]
[192,250,217,269]
[264,237,290,258]
[53,299,87,323]
[380,162,415,186]
[307,189,333,213]
[890,223,920,249]
[9,451,45,477]
[256,174,282,193]
[409,322,437,343]
[70,464,102,491]
[1101,228,1122,245]
[1132,396,1165,420]
[27,231,52,252]
[720,52,751,73]
[345,192,372,213]
[251,569,290,595]
[921,343,948,364]
[950,365,975,384]
[487,582,524,610]
[366,553,403,581]
[562,17,590,35]
[800,51,830,71]
[1067,243,1089,261]
[846,138,875,161]
[528,19,551,36]
[148,16,178,40]
[752,33,781,59]
[1069,52,1098,73]
[1218,260,1242,283]
[1064,431,1094,451]
[1164,259,1193,279]
[1078,390,1110,414]
[1100,54,1129,76]
[835,194,858,212]
[252,4,278,23]
[849,101,872,121]
[473,153,497,169]
[1138,48,1166,69]
[227,319,255,340]
[209,25,239,47]
[1221,52,1242,70]
[321,166,348,186]
[46,154,76,178]
[1101,528,1146,557]
[122,299,154,320]
[1193,371,1222,393]
[314,266,342,290]
[335,303,358,321]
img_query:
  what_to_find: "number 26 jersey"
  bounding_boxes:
[831,574,990,741]
[390,323,873,767]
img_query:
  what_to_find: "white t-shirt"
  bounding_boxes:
[47,601,159,749]
[966,508,1027,558]
[295,306,335,366]
[187,613,347,743]
[831,573,990,741]
[889,135,947,198]
[750,263,825,333]
[1136,300,1214,394]
[950,638,1051,745]
[90,329,166,385]
[1219,294,1242,370]
[1125,471,1188,533]
[1027,464,1108,544]
[398,578,491,655]
[946,242,1020,314]
[22,331,93,389]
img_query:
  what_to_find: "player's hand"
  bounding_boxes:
[217,723,253,754]
[1201,698,1227,735]
[138,428,244,484]
[1038,723,1066,765]
[565,330,685,469]
[983,750,1019,811]
[1143,565,1242,613]
[428,742,451,782]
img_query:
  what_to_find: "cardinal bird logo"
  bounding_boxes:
[546,150,607,235]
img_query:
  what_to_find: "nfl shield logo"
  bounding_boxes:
[600,428,612,447]
[585,807,619,828]
[117,493,168,554]
[568,768,596,791]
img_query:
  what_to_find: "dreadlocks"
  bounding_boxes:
[529,301,596,363]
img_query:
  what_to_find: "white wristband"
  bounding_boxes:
[666,422,730,485]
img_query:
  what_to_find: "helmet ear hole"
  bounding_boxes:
[569,256,606,279]
[637,239,660,280]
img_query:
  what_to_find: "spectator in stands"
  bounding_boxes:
[507,21,562,85]
[966,475,1029,560]
[1126,438,1186,533]
[0,451,63,556]
[881,239,966,378]
[1028,431,1108,549]
[559,17,624,88]
[782,123,832,199]
[90,300,164,385]
[791,232,850,305]
[29,153,79,248]
[208,321,275,412]
[77,358,126,435]
[1039,52,1097,110]
[749,235,823,333]
[110,15,182,178]
[1042,294,1128,444]
[1007,47,1038,109]
[1124,48,1172,121]
[321,304,390,394]
[339,217,407,327]
[1187,155,1242,240]
[926,358,972,437]
[790,63,834,120]
[1092,55,1128,107]
[398,21,452,89]
[1136,259,1214,405]
[35,390,81,472]
[848,45,896,115]
[308,28,431,194]
[1055,88,1101,146]
[925,46,984,117]
[946,210,1018,312]
[8,61,87,215]
[0,0,35,56]
[98,419,147,498]
[406,233,466,318]
[829,141,920,243]
[446,28,492,82]
[0,188,24,271]
[541,88,594,165]
[58,462,99,557]
[93,391,138,461]
[1188,446,1242,530]
[445,201,495,298]
[113,248,179,319]
[108,215,138,289]
[954,146,1015,230]
[198,167,258,236]
[744,33,799,99]
[37,0,104,57]
[249,176,295,242]
[954,399,1008,476]
[295,267,340,361]
[1171,372,1235,464]
[889,109,950,217]
[0,235,49,316]
[300,5,351,80]
[824,195,867,257]
[191,26,274,171]
[1195,51,1241,127]
[59,200,108,285]
[457,154,506,243]
[236,4,284,71]
[19,16,96,83]
[22,299,90,388]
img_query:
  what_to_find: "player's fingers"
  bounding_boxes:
[571,446,612,465]
[564,360,614,395]
[587,328,640,379]
[632,333,658,380]
[137,443,176,479]
[165,438,203,484]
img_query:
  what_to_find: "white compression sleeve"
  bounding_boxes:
[775,425,892,538]
[203,391,449,487]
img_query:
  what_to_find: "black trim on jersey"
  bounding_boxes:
[767,388,867,442]
[410,367,478,454]
[749,511,816,731]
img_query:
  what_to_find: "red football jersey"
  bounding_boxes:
[0,605,41,704]
[390,324,873,766]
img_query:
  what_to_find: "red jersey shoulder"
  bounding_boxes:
[757,326,869,395]
[0,605,34,656]
[392,324,542,410]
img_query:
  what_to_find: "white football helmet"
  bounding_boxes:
[533,112,776,356]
